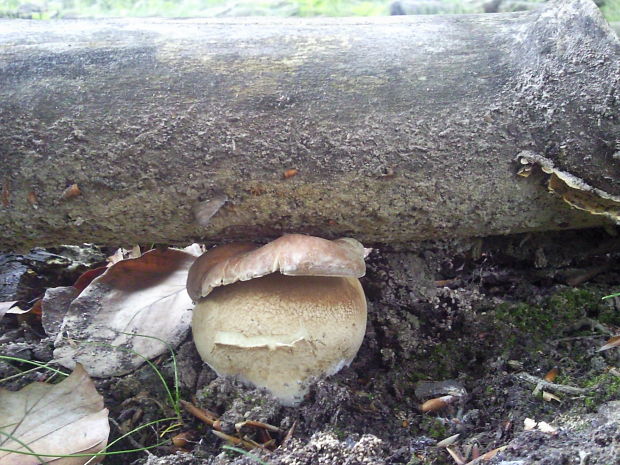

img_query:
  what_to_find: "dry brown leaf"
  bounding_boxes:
[72,267,108,294]
[0,364,109,465]
[436,433,460,448]
[53,247,200,377]
[543,367,559,382]
[420,395,458,413]
[542,391,562,403]
[446,445,466,465]
[479,445,507,461]
[537,422,558,434]
[106,248,127,266]
[0,301,20,320]
[60,184,81,200]
[598,335,620,352]
[129,245,141,259]
[27,191,38,209]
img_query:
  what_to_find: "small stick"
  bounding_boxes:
[235,420,281,433]
[282,421,297,445]
[515,372,592,395]
[180,399,218,426]
[212,430,267,450]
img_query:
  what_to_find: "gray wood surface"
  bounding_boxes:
[1,0,618,250]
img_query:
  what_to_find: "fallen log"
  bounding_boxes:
[0,0,618,250]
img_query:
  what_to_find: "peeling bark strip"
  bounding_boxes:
[0,0,618,250]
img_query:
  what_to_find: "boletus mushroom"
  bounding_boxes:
[187,234,368,406]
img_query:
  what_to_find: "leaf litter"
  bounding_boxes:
[0,364,109,465]
[1,230,620,465]
[52,246,201,377]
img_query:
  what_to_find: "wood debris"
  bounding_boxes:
[181,399,286,451]
[515,372,591,395]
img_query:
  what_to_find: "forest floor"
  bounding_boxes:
[1,227,619,464]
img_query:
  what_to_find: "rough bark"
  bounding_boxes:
[0,0,618,251]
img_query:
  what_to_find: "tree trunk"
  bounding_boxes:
[1,0,618,250]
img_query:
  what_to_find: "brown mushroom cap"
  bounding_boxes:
[187,234,369,405]
[186,234,367,302]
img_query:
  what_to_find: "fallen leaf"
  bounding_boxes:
[543,367,559,382]
[17,300,42,325]
[27,191,38,209]
[537,421,557,434]
[53,247,200,377]
[420,395,458,413]
[171,431,196,449]
[598,335,620,352]
[129,245,141,259]
[0,301,20,319]
[436,433,460,448]
[106,248,127,266]
[72,267,108,294]
[41,287,80,338]
[0,364,109,465]
[479,445,507,461]
[522,418,557,434]
[445,445,466,465]
[60,184,81,200]
[542,391,561,403]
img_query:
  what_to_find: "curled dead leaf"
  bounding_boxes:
[0,364,109,465]
[283,169,298,179]
[73,267,108,294]
[27,191,38,209]
[479,445,507,461]
[52,246,201,377]
[445,445,466,465]
[60,184,81,200]
[436,433,460,448]
[0,301,19,320]
[420,395,458,413]
[543,367,559,382]
[542,391,562,403]
[171,431,196,449]
[524,418,537,431]
[598,335,620,352]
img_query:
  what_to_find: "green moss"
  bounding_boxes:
[495,302,555,335]
[598,304,620,326]
[581,373,620,411]
[493,289,606,339]
[417,416,448,440]
[422,342,460,380]
[547,289,598,319]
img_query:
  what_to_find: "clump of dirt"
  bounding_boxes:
[1,228,619,465]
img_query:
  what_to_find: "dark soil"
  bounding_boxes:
[1,227,620,465]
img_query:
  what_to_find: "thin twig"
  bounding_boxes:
[180,399,218,427]
[515,372,593,395]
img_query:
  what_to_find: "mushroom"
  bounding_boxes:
[187,234,368,406]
